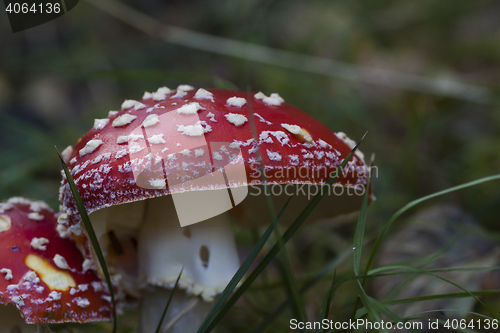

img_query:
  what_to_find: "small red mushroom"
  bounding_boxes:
[59,86,372,332]
[0,197,113,331]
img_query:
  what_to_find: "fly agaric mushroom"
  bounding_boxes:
[0,197,113,332]
[59,86,372,332]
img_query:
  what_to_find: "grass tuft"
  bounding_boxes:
[155,268,184,333]
[57,148,118,333]
[199,133,366,333]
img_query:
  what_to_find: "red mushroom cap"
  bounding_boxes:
[59,87,371,226]
[0,198,113,324]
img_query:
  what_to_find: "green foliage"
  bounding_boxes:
[155,268,184,333]
[58,150,118,333]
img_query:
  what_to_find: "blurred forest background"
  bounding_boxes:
[1,0,500,332]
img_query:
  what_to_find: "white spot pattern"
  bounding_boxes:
[225,113,248,126]
[28,212,44,221]
[176,102,204,115]
[177,124,204,136]
[177,84,195,91]
[112,114,137,127]
[171,90,187,98]
[254,92,284,106]
[226,96,247,107]
[206,112,216,122]
[117,134,144,144]
[79,139,103,157]
[213,152,223,161]
[142,114,160,127]
[267,150,282,161]
[148,134,166,144]
[61,146,73,164]
[149,179,166,189]
[74,297,90,308]
[194,149,204,157]
[121,100,139,110]
[31,237,49,250]
[53,254,70,270]
[194,88,214,101]
[1,268,12,280]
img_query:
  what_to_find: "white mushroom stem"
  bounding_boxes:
[137,196,240,332]
[0,305,54,333]
[90,194,241,332]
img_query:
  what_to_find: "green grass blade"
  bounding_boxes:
[56,148,117,333]
[355,282,390,333]
[350,165,421,333]
[247,87,306,325]
[381,222,474,304]
[196,196,293,333]
[406,308,495,321]
[355,263,496,330]
[361,265,500,326]
[274,251,307,325]
[251,247,353,333]
[265,192,307,324]
[197,89,301,333]
[368,265,500,276]
[301,246,356,291]
[350,154,374,326]
[363,174,500,286]
[352,154,374,277]
[316,271,337,333]
[155,268,184,333]
[200,135,367,333]
[374,265,495,318]
[384,290,500,306]
[356,174,500,328]
[356,285,422,333]
[252,264,497,332]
